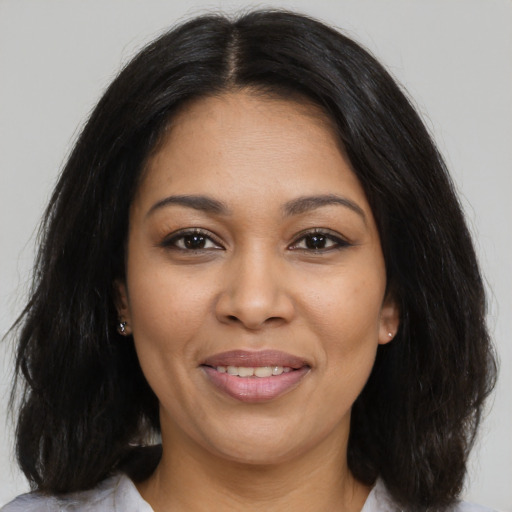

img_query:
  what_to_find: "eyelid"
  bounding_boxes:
[158,227,350,252]
[288,228,352,251]
[160,228,224,250]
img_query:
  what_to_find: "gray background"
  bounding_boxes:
[1,0,511,509]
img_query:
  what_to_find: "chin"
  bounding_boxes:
[210,441,305,467]
[193,415,344,468]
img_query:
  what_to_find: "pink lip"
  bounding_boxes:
[201,350,310,403]
[202,350,307,369]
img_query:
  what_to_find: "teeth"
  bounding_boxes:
[238,366,254,377]
[215,365,291,377]
[272,366,283,376]
[254,367,273,377]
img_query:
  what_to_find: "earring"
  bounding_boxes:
[118,321,128,335]
[388,332,393,338]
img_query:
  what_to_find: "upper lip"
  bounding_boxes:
[202,350,309,369]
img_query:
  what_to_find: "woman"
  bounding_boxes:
[3,10,496,512]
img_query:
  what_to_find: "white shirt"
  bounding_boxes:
[1,473,495,511]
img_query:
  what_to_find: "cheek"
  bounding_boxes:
[312,272,384,406]
[125,266,211,408]
[299,257,386,394]
[303,265,385,342]
[125,257,213,358]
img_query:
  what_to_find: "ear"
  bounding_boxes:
[114,279,132,336]
[378,294,400,345]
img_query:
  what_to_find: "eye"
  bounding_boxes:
[289,230,350,252]
[161,229,223,251]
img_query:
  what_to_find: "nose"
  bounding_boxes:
[215,250,295,330]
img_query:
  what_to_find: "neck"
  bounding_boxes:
[137,425,371,512]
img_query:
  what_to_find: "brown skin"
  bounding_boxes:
[117,92,399,511]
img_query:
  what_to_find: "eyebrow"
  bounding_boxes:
[146,193,366,222]
[283,194,366,222]
[147,195,231,217]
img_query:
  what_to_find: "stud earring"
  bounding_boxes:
[388,332,393,338]
[118,321,128,335]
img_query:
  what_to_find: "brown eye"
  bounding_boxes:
[289,230,350,252]
[304,234,329,250]
[182,234,208,249]
[162,229,223,251]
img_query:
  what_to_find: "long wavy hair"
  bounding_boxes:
[10,10,496,511]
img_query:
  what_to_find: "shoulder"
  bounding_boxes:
[363,479,497,512]
[1,491,58,512]
[1,474,153,512]
[453,501,497,512]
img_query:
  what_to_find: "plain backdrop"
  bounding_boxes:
[1,0,511,510]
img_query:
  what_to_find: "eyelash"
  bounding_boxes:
[289,229,351,252]
[160,228,351,253]
[160,229,223,251]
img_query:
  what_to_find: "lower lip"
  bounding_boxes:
[202,366,310,403]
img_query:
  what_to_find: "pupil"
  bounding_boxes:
[306,234,326,249]
[184,234,206,249]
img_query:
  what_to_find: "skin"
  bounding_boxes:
[117,91,399,512]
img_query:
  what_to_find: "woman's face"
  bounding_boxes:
[117,91,399,466]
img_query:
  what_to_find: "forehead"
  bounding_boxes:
[136,91,367,211]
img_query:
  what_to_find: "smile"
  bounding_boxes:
[201,350,311,402]
[215,365,292,377]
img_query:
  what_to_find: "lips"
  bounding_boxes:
[201,350,310,403]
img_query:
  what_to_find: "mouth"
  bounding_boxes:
[213,365,294,377]
[201,350,311,403]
